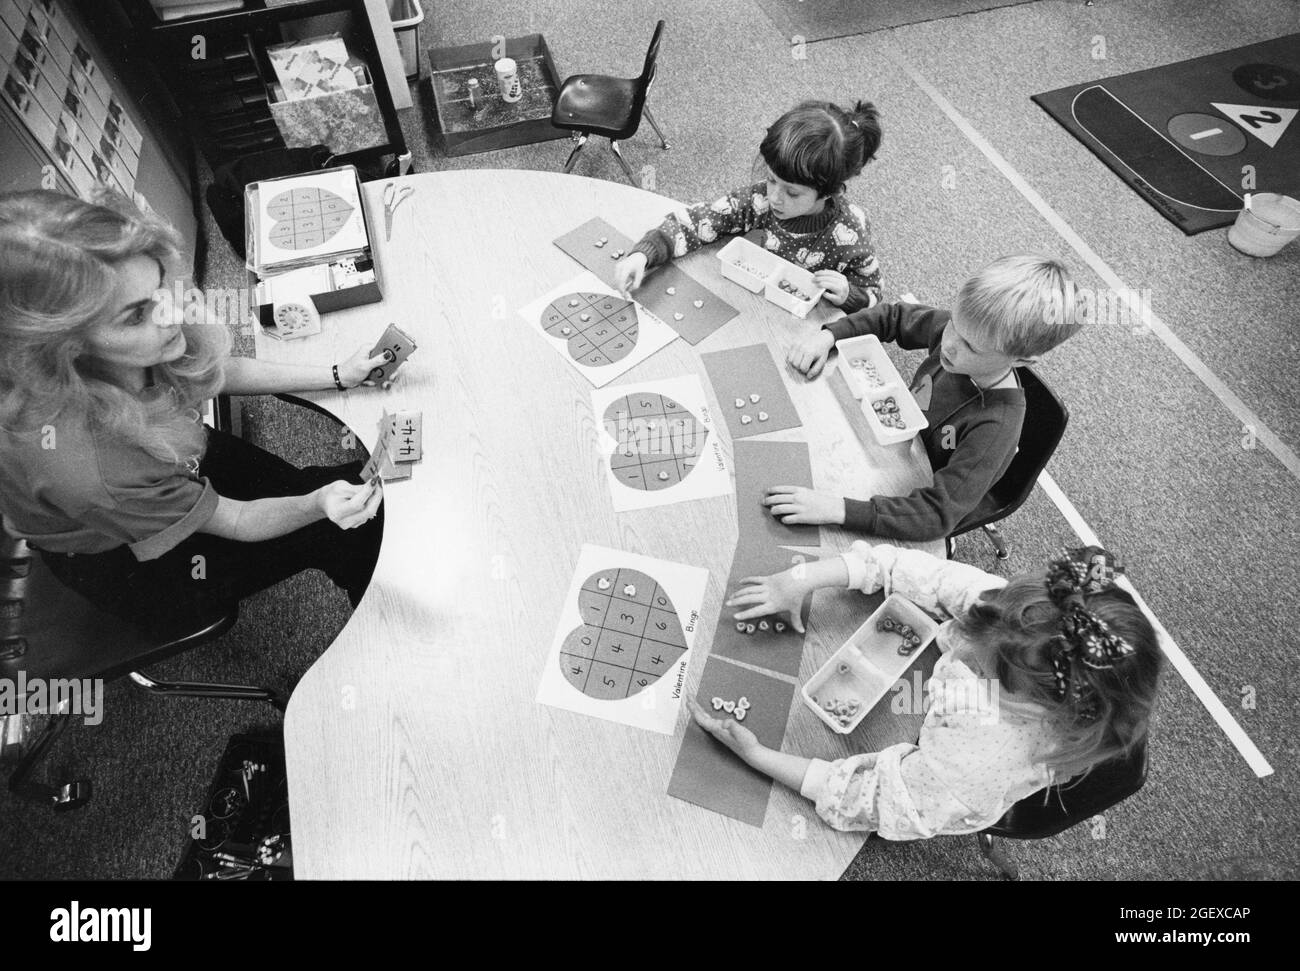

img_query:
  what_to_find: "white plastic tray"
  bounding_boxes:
[802,593,939,734]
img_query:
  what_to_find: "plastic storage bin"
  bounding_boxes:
[390,0,424,80]
[802,593,939,734]
[836,333,902,399]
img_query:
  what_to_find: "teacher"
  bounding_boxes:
[0,189,389,635]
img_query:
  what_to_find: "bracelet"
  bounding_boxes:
[332,364,347,392]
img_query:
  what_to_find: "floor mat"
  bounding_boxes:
[754,0,1035,43]
[1033,35,1300,234]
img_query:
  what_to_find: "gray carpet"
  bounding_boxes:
[1,0,1296,881]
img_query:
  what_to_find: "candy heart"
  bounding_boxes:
[722,700,736,713]
[543,293,639,367]
[740,414,752,424]
[266,187,356,252]
[734,708,747,721]
[603,392,709,493]
[673,312,684,321]
[693,299,703,308]
[734,398,745,408]
[749,393,761,403]
[561,568,688,700]
[666,287,676,295]
[712,697,725,710]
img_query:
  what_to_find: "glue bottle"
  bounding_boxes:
[467,77,481,109]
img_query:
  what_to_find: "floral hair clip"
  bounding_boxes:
[1045,547,1136,711]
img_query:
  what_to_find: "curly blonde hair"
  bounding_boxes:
[0,188,229,465]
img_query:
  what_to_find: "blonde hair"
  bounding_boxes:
[0,189,229,465]
[955,564,1162,780]
[956,254,1080,358]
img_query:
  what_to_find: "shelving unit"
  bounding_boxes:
[114,0,410,179]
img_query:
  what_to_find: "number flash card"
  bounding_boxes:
[387,410,423,463]
[368,322,417,384]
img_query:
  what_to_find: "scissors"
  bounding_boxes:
[382,181,415,241]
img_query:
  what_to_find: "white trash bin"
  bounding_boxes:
[389,0,424,81]
[1227,192,1300,257]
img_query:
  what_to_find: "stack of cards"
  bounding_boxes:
[360,409,423,483]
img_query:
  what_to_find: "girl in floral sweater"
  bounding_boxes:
[615,100,884,313]
[690,544,1162,839]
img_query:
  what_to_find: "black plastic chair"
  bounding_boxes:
[949,366,1068,560]
[551,20,669,183]
[0,521,282,811]
[976,740,1149,879]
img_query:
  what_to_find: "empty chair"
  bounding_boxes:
[551,20,669,183]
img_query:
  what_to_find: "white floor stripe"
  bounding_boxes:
[886,49,1300,483]
[1038,472,1273,778]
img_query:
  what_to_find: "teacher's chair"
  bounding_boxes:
[1,520,282,812]
[551,20,669,183]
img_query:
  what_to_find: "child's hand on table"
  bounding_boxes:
[614,252,648,297]
[338,345,397,389]
[813,269,849,306]
[787,329,835,379]
[725,567,810,633]
[688,698,762,762]
[764,484,845,526]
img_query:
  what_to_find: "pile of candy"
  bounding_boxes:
[711,694,752,721]
[775,279,812,302]
[870,396,907,430]
[735,617,787,634]
[810,690,862,728]
[848,358,885,388]
[731,258,766,277]
[879,615,923,655]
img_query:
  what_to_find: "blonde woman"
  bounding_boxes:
[0,189,390,634]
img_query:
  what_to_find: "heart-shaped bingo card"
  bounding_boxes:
[253,169,367,271]
[590,375,732,512]
[537,545,708,734]
[518,272,678,387]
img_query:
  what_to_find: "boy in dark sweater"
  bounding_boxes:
[776,255,1080,541]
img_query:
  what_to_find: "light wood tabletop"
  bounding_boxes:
[257,170,947,879]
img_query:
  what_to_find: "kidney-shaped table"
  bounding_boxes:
[255,170,945,879]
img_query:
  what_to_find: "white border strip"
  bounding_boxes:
[1039,472,1273,778]
[888,51,1300,482]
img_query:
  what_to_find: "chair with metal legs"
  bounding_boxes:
[948,366,1069,561]
[551,20,669,183]
[1,519,282,811]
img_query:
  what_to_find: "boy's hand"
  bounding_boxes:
[764,485,844,526]
[688,698,762,762]
[813,269,849,306]
[614,252,648,298]
[787,329,835,379]
[725,567,808,633]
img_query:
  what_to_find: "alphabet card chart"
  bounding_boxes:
[537,545,709,734]
[591,375,732,512]
[518,271,678,387]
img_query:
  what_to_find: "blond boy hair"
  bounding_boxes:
[955,255,1080,359]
